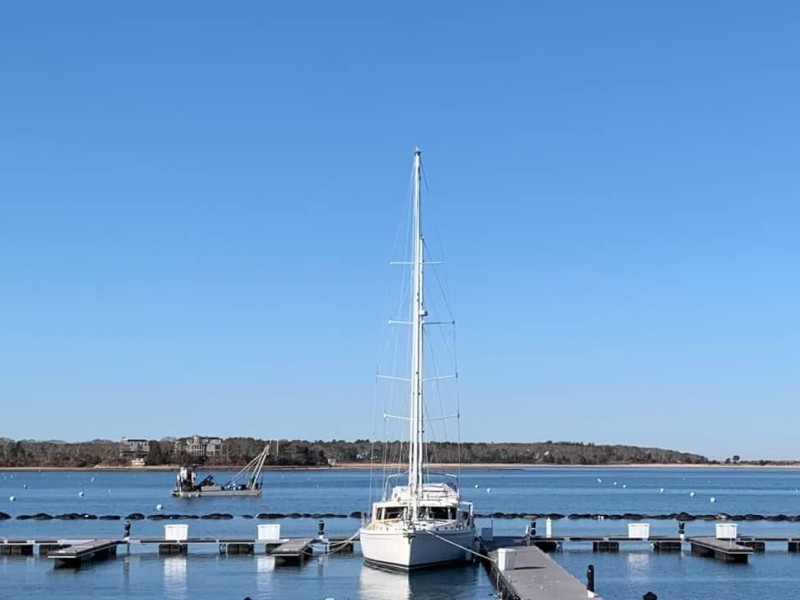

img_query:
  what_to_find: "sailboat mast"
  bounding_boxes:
[409,147,425,502]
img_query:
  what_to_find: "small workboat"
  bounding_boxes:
[172,443,271,498]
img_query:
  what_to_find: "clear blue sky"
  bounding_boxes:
[1,2,798,460]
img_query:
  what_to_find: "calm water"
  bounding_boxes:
[3,467,800,599]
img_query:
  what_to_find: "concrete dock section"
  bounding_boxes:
[483,536,597,599]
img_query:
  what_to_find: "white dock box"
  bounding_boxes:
[164,524,188,541]
[258,524,281,540]
[497,548,515,571]
[715,523,737,540]
[628,523,650,539]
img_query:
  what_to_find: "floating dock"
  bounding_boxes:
[269,537,315,565]
[482,535,598,599]
[48,539,121,568]
[689,536,754,563]
[527,533,798,560]
[0,525,791,581]
[0,534,354,569]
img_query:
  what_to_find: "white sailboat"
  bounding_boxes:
[360,148,476,571]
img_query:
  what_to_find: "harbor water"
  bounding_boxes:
[3,466,800,599]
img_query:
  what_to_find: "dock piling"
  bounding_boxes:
[593,541,619,552]
[158,543,187,555]
[652,541,681,553]
[1,544,33,556]
[228,543,254,555]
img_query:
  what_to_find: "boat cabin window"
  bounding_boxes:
[414,506,455,520]
[427,506,454,520]
[379,506,404,520]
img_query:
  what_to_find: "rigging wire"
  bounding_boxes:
[372,161,418,494]
[370,149,467,496]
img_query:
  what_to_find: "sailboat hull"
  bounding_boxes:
[360,526,475,571]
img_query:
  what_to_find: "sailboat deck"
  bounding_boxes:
[385,483,462,504]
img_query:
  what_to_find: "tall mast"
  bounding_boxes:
[409,147,425,503]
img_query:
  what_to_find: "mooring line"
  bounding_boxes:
[324,530,362,556]
[421,529,495,563]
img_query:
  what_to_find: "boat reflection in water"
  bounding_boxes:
[359,565,411,600]
[359,563,481,600]
[163,555,187,600]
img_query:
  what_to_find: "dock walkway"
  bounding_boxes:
[689,536,754,563]
[269,537,314,565]
[47,539,121,568]
[484,536,597,599]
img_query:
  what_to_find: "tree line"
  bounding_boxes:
[0,437,710,468]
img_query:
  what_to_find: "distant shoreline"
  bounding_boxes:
[2,462,798,472]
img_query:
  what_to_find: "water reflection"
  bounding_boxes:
[359,564,481,600]
[122,555,131,592]
[255,555,275,595]
[359,566,410,600]
[163,556,187,600]
[626,551,651,570]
